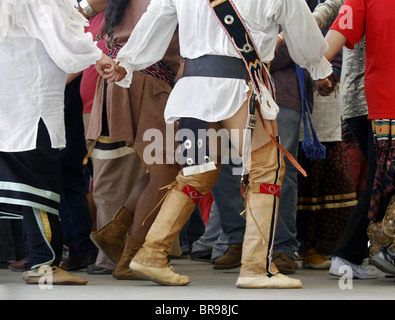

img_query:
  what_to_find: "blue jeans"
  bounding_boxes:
[274,106,302,258]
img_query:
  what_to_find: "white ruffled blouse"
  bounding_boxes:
[116,0,332,123]
[0,0,102,152]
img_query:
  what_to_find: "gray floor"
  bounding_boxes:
[0,258,394,301]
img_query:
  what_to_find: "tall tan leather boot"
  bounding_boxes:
[130,167,220,286]
[90,206,133,264]
[236,135,302,289]
[112,234,144,280]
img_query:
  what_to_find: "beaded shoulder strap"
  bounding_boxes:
[207,0,275,97]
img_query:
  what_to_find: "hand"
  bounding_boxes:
[94,53,116,78]
[109,62,127,83]
[94,54,127,83]
[100,61,127,83]
[316,73,337,96]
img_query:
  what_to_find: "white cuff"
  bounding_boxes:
[308,56,333,80]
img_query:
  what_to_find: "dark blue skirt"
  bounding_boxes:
[0,120,62,218]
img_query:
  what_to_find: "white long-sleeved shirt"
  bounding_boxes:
[116,0,333,123]
[0,0,102,152]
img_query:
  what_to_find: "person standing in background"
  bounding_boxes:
[0,0,116,285]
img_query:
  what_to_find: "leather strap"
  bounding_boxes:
[183,55,248,80]
[182,184,204,205]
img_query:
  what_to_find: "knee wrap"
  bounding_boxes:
[177,118,216,176]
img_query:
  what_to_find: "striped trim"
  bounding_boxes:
[90,146,134,160]
[0,211,23,219]
[0,198,59,216]
[373,119,395,141]
[31,208,55,271]
[0,182,60,203]
[297,200,358,211]
[297,191,358,212]
[211,0,228,7]
[266,142,282,276]
[0,181,60,216]
[298,192,357,203]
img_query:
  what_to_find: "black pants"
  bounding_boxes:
[59,76,97,259]
[334,115,376,264]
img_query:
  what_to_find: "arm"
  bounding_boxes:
[23,0,114,75]
[313,0,345,29]
[324,30,347,62]
[276,0,345,54]
[315,30,347,95]
[112,0,178,87]
[76,0,108,19]
[275,0,333,81]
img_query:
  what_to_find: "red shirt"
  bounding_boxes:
[80,13,108,114]
[330,0,395,120]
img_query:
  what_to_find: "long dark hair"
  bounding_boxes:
[101,0,129,47]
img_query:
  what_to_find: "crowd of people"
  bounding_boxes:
[0,0,394,289]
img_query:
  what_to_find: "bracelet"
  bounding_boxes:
[277,34,285,45]
[78,0,98,19]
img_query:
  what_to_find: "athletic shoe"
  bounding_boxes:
[370,247,395,275]
[329,256,378,279]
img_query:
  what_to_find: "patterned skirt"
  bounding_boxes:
[296,141,358,254]
[368,120,395,222]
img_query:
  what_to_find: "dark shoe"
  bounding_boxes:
[61,257,84,271]
[272,253,298,275]
[213,244,242,270]
[190,252,212,262]
[8,259,27,272]
[86,264,113,275]
[60,254,97,271]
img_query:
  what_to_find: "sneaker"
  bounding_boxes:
[302,248,331,270]
[370,247,395,275]
[329,256,378,279]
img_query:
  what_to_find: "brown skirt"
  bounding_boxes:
[86,72,177,164]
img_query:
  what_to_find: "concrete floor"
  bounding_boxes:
[0,258,394,301]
